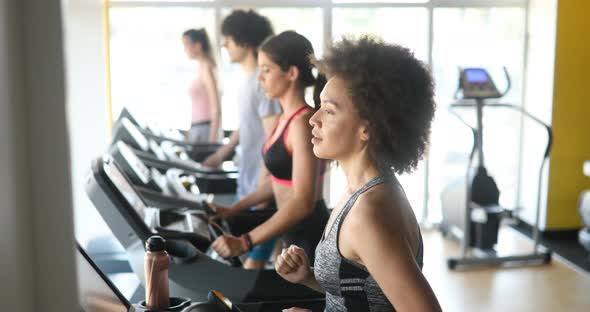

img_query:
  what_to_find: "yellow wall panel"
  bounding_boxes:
[546,1,590,229]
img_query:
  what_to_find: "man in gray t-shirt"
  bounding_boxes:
[202,13,280,199]
[234,70,281,198]
[203,10,280,270]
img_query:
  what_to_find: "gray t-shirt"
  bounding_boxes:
[236,69,281,198]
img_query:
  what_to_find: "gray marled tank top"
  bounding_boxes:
[314,175,423,312]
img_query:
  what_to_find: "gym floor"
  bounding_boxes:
[422,226,590,311]
[510,222,590,274]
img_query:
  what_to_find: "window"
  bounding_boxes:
[109,7,215,130]
[105,1,529,224]
[332,7,429,61]
[428,7,526,221]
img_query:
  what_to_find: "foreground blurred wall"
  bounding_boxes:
[0,0,77,310]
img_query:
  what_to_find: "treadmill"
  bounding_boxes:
[78,241,235,311]
[110,141,237,210]
[85,156,324,306]
[114,108,227,164]
[77,240,324,312]
[112,116,236,173]
[108,142,277,250]
[110,115,237,192]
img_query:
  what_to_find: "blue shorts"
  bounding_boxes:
[248,236,278,261]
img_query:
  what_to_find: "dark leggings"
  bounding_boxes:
[282,200,329,264]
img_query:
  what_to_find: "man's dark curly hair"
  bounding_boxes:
[315,36,435,174]
[221,10,274,48]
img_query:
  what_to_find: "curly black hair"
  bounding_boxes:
[315,36,436,174]
[221,10,274,48]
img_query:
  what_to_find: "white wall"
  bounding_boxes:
[517,0,557,229]
[0,0,78,311]
[62,0,111,247]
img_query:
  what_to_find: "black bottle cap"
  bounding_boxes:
[146,236,166,252]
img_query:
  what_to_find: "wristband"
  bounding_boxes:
[240,233,253,251]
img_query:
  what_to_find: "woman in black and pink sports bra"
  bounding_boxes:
[211,31,329,263]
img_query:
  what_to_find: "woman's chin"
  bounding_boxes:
[312,145,329,159]
[263,91,275,99]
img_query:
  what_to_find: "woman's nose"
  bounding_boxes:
[309,110,320,127]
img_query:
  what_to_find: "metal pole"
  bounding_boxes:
[476,98,485,167]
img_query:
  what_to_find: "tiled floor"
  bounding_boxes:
[422,227,590,312]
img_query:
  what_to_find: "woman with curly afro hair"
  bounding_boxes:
[275,36,442,312]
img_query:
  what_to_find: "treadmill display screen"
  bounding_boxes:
[465,69,488,83]
[105,160,148,222]
[117,141,151,185]
[122,118,150,152]
[77,246,130,312]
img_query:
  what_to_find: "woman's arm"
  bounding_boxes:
[276,245,325,293]
[348,195,442,312]
[202,129,239,167]
[248,114,319,246]
[230,172,274,213]
[201,64,221,142]
[211,159,274,218]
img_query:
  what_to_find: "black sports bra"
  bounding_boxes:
[262,105,311,186]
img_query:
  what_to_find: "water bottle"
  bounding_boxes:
[145,236,170,310]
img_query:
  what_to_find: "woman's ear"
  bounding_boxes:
[359,121,370,142]
[194,42,203,52]
[287,65,300,82]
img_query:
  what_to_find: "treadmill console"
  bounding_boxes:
[118,107,146,130]
[149,139,168,161]
[103,156,157,230]
[113,141,166,193]
[115,118,151,152]
[147,122,186,142]
[161,140,192,162]
[117,141,151,185]
[459,68,502,99]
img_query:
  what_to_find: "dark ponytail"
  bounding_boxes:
[260,30,325,108]
[183,28,216,67]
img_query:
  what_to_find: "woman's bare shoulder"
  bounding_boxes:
[348,183,407,231]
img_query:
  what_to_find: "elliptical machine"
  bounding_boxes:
[441,67,552,269]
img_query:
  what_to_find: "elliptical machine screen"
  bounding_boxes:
[465,69,488,83]
[459,67,502,99]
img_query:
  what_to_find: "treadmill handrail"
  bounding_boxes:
[131,146,238,175]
